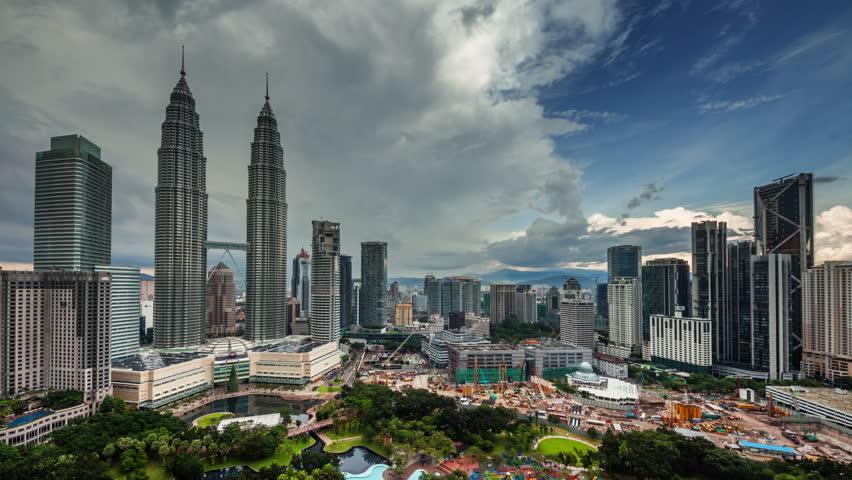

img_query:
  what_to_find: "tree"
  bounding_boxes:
[312,464,345,480]
[227,365,240,392]
[119,449,147,474]
[234,426,278,460]
[292,451,340,471]
[99,396,127,414]
[9,399,27,414]
[102,443,116,459]
[41,390,84,410]
[168,453,204,480]
[278,405,294,421]
[586,427,599,439]
[834,376,852,390]
[546,414,560,426]
[555,450,576,467]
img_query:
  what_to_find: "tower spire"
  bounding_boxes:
[265,72,269,101]
[180,45,185,76]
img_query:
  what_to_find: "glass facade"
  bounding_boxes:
[359,242,388,328]
[641,258,689,342]
[607,245,641,280]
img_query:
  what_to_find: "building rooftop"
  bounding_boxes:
[739,441,797,454]
[675,427,710,439]
[218,413,281,432]
[767,386,852,414]
[450,344,519,352]
[112,350,209,371]
[250,337,325,354]
[520,341,587,351]
[593,352,628,364]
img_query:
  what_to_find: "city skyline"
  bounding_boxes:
[1,1,851,279]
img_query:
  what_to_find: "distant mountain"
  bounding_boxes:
[140,273,155,280]
[389,267,607,290]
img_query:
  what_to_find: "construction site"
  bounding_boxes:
[354,342,852,464]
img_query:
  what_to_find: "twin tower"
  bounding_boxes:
[153,52,287,348]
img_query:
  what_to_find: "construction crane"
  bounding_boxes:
[381,329,419,369]
[473,358,479,391]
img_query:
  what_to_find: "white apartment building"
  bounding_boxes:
[650,308,712,374]
[559,298,596,349]
[802,262,852,380]
[607,277,642,357]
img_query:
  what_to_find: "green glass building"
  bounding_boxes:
[34,135,111,271]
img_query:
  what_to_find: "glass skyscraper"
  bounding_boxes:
[691,221,727,364]
[641,258,689,342]
[310,221,341,343]
[95,265,141,360]
[245,79,288,341]
[359,242,388,328]
[607,245,642,280]
[154,56,208,348]
[34,135,111,271]
[340,255,353,329]
[726,241,754,367]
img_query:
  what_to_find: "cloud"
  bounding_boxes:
[815,205,852,263]
[698,94,784,113]
[0,0,623,277]
[626,182,663,209]
[690,0,759,76]
[813,176,845,184]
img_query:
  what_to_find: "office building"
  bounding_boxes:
[141,300,154,331]
[412,293,427,312]
[650,309,712,374]
[726,241,754,367]
[489,283,516,324]
[751,254,794,380]
[395,303,413,326]
[515,289,537,323]
[546,287,560,312]
[353,280,361,325]
[154,57,208,348]
[0,270,111,402]
[448,344,525,383]
[521,341,592,380]
[424,276,482,317]
[421,330,490,367]
[641,258,689,342]
[96,265,141,360]
[754,173,814,371]
[389,281,400,307]
[206,262,236,337]
[340,255,353,329]
[359,241,387,328]
[801,262,852,380]
[310,221,341,343]
[596,283,608,319]
[691,221,726,364]
[607,245,641,280]
[292,250,310,316]
[286,297,300,334]
[448,311,466,330]
[140,274,155,301]
[34,135,112,272]
[607,277,642,357]
[245,82,288,341]
[465,314,490,337]
[560,297,596,349]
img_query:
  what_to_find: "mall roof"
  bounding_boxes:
[112,351,209,371]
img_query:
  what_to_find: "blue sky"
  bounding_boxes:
[0,0,850,278]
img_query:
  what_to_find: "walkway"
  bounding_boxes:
[287,418,334,437]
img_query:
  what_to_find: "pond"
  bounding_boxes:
[337,445,390,474]
[181,394,318,424]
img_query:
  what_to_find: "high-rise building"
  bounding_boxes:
[245,80,287,341]
[286,297,300,334]
[691,221,726,364]
[140,275,155,301]
[154,55,208,348]
[596,283,608,319]
[457,277,482,315]
[292,250,311,316]
[546,287,560,312]
[389,281,400,307]
[607,245,642,280]
[34,135,112,272]
[515,289,537,323]
[641,258,690,342]
[425,276,482,317]
[607,278,642,356]
[750,254,794,380]
[726,241,754,367]
[754,173,814,371]
[206,262,236,337]
[310,221,341,343]
[801,262,852,380]
[95,265,140,360]
[411,293,427,312]
[395,303,413,326]
[340,255,353,329]
[360,242,388,328]
[560,297,595,349]
[353,279,361,325]
[0,270,111,402]
[489,283,516,324]
[650,309,712,374]
[563,278,582,291]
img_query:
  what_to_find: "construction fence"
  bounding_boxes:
[454,367,525,384]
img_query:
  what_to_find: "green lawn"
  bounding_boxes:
[317,386,342,393]
[196,412,235,428]
[110,459,170,480]
[324,437,392,458]
[536,437,595,456]
[204,435,315,471]
[324,425,363,440]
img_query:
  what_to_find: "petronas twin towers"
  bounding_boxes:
[154,53,287,348]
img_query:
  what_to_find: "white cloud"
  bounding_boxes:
[587,206,753,236]
[815,205,852,262]
[698,94,784,113]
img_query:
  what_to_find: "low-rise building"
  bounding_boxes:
[421,330,489,367]
[111,351,213,409]
[448,344,525,384]
[520,341,593,380]
[593,352,628,379]
[566,362,638,407]
[465,314,490,337]
[0,402,98,446]
[766,386,852,430]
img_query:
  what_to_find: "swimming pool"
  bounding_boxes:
[7,410,52,427]
[343,463,389,480]
[407,469,441,480]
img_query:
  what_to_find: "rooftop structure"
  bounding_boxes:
[766,386,851,430]
[218,413,282,432]
[111,350,210,372]
[566,362,638,406]
[521,341,593,380]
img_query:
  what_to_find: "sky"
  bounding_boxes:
[1,0,851,279]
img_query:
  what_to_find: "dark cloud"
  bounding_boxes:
[626,182,663,209]
[459,1,496,28]
[814,176,845,184]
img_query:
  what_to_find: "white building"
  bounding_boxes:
[515,289,537,323]
[560,298,596,349]
[607,277,642,357]
[801,262,852,381]
[593,353,628,379]
[141,300,154,330]
[650,308,712,374]
[566,362,638,407]
[96,265,141,360]
[767,386,851,430]
[309,220,341,344]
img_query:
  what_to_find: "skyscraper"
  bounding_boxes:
[154,53,208,348]
[34,135,111,271]
[359,242,388,328]
[607,277,642,357]
[641,258,690,342]
[389,281,400,306]
[310,221,341,344]
[292,250,311,316]
[515,289,537,323]
[691,221,726,364]
[607,245,642,280]
[489,283,516,324]
[754,173,814,371]
[425,276,482,317]
[95,265,140,360]
[340,255,353,329]
[206,262,236,337]
[353,279,361,325]
[726,241,754,368]
[560,297,595,349]
[801,262,852,380]
[245,77,288,341]
[596,283,608,319]
[750,254,793,380]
